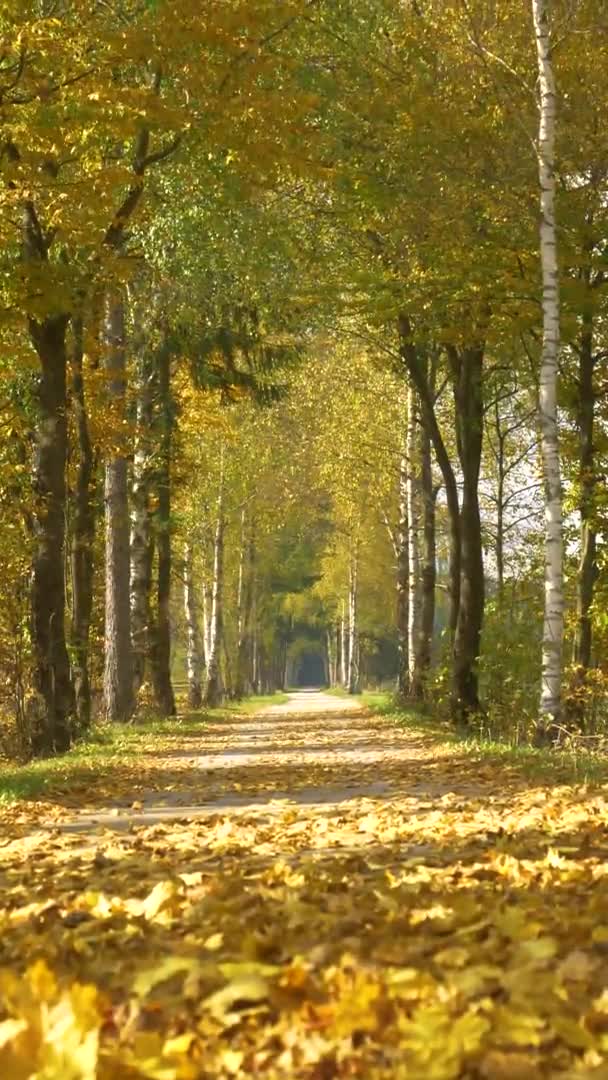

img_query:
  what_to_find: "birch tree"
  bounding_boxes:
[406,384,423,698]
[532,0,564,736]
[183,543,203,708]
[203,458,226,708]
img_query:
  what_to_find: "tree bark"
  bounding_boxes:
[406,384,423,698]
[69,317,97,732]
[532,0,564,737]
[29,313,75,753]
[130,346,155,696]
[235,513,255,699]
[396,453,409,699]
[347,550,360,694]
[340,600,348,688]
[419,418,437,687]
[327,628,336,687]
[183,542,203,708]
[572,301,597,675]
[398,317,461,638]
[149,339,176,716]
[493,399,506,603]
[449,345,485,723]
[204,462,225,708]
[103,291,134,723]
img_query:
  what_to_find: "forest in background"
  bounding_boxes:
[1,0,607,757]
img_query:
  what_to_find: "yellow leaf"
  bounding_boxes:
[133,956,199,998]
[0,1018,26,1049]
[204,975,270,1022]
[141,880,179,922]
[221,1048,245,1074]
[163,1032,196,1056]
[203,932,224,951]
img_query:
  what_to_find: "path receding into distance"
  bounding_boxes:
[52,688,471,833]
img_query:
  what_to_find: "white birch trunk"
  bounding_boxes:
[532,0,564,731]
[340,599,348,688]
[396,452,409,699]
[347,551,359,694]
[202,571,212,666]
[129,351,154,695]
[406,383,422,695]
[236,508,246,648]
[203,462,225,708]
[183,542,203,708]
[327,628,336,687]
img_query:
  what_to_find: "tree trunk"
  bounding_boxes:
[29,314,74,754]
[396,450,410,700]
[450,345,485,723]
[183,542,203,708]
[340,600,348,688]
[69,317,97,732]
[347,551,360,694]
[204,464,225,708]
[202,575,212,667]
[493,399,506,603]
[130,347,155,696]
[406,384,424,698]
[532,0,564,738]
[103,291,134,723]
[398,317,461,637]
[419,418,437,687]
[149,340,175,716]
[572,304,596,673]
[326,629,335,687]
[235,511,255,699]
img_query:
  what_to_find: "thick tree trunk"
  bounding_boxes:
[130,348,155,695]
[570,298,597,726]
[398,317,461,637]
[347,551,360,694]
[183,542,203,708]
[149,341,175,716]
[69,318,96,732]
[419,420,437,686]
[406,384,424,698]
[532,0,564,738]
[204,466,225,708]
[450,345,485,723]
[29,314,74,753]
[103,291,134,723]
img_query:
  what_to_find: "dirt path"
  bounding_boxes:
[1,696,608,1077]
[47,689,462,831]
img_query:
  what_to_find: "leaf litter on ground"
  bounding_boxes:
[1,701,608,1077]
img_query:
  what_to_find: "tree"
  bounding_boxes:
[532,0,564,737]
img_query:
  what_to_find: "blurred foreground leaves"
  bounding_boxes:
[2,715,608,1076]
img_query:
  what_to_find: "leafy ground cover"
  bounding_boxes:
[0,694,287,807]
[2,693,608,1078]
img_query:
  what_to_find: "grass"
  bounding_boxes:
[236,692,290,713]
[0,693,291,805]
[374,692,608,787]
[0,710,211,805]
